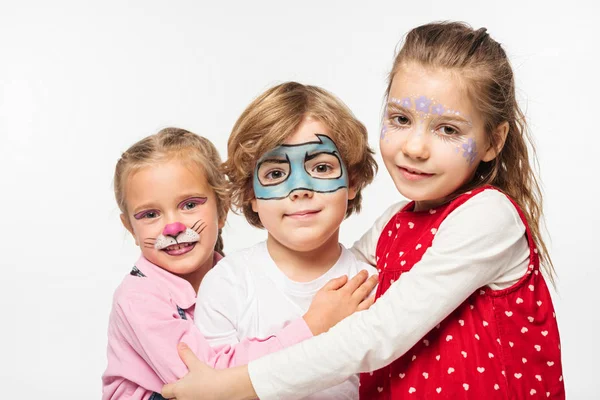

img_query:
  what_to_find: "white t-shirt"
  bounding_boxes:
[247,189,532,400]
[195,241,378,400]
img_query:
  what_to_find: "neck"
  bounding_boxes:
[266,229,342,282]
[179,253,215,292]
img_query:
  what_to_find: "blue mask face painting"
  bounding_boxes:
[253,134,348,200]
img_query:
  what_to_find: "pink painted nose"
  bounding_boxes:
[162,222,187,237]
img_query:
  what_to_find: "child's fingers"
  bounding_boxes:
[351,274,378,303]
[161,343,210,399]
[161,382,176,399]
[177,342,202,370]
[357,294,376,311]
[341,270,369,293]
[322,274,348,291]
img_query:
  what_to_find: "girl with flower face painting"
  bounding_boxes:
[162,22,565,399]
[102,128,376,400]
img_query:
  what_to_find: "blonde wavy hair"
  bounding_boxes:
[387,21,555,282]
[223,82,377,228]
[114,127,229,255]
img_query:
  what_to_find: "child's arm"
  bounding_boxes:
[350,202,406,265]
[162,190,530,400]
[195,256,378,362]
[114,267,376,389]
[245,190,529,399]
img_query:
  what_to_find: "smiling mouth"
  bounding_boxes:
[285,210,321,218]
[162,242,197,256]
[398,166,434,180]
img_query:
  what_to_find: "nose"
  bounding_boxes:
[289,188,314,201]
[401,128,430,160]
[162,222,187,237]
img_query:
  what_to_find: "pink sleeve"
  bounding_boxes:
[208,317,313,369]
[115,289,313,385]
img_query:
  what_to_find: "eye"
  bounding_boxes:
[182,202,197,210]
[439,125,459,135]
[305,153,341,178]
[391,114,411,127]
[265,169,286,180]
[134,210,160,220]
[257,160,290,186]
[179,197,208,210]
[313,164,332,174]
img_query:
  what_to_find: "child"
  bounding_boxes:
[162,22,565,399]
[193,82,380,399]
[102,128,376,399]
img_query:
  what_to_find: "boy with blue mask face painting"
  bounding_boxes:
[194,82,379,399]
[253,134,349,200]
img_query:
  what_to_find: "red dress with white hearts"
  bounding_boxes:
[359,186,565,399]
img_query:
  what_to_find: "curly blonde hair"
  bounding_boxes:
[114,127,230,255]
[223,82,377,228]
[388,21,555,282]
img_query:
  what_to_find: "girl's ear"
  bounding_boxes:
[120,213,139,246]
[482,121,509,162]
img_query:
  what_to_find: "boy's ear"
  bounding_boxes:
[482,121,509,162]
[347,185,358,201]
[251,198,258,213]
[120,213,139,246]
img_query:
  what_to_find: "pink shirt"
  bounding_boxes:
[102,253,313,400]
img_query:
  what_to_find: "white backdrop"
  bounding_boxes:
[1,0,598,398]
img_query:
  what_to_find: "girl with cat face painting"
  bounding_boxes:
[102,128,374,399]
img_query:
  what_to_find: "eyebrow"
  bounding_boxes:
[259,157,289,164]
[305,151,336,161]
[176,193,208,202]
[386,102,413,114]
[131,202,158,214]
[131,193,208,214]
[386,102,472,125]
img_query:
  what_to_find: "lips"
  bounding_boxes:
[398,166,434,181]
[285,209,321,218]
[162,242,196,256]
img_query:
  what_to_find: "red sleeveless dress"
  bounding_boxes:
[359,187,565,399]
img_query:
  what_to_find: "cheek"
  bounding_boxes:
[132,222,157,239]
[332,192,350,219]
[326,189,349,207]
[253,200,280,223]
[379,129,406,159]
[433,139,463,159]
[430,137,478,171]
[194,201,220,223]
[257,209,280,234]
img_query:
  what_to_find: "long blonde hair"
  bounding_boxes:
[387,21,555,282]
[114,127,229,256]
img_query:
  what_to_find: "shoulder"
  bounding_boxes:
[341,247,378,276]
[199,242,266,297]
[205,242,264,280]
[377,201,409,225]
[350,201,409,263]
[438,188,525,245]
[451,189,523,227]
[113,273,166,305]
[109,274,175,326]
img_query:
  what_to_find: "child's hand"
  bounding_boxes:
[303,270,378,335]
[162,343,256,400]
